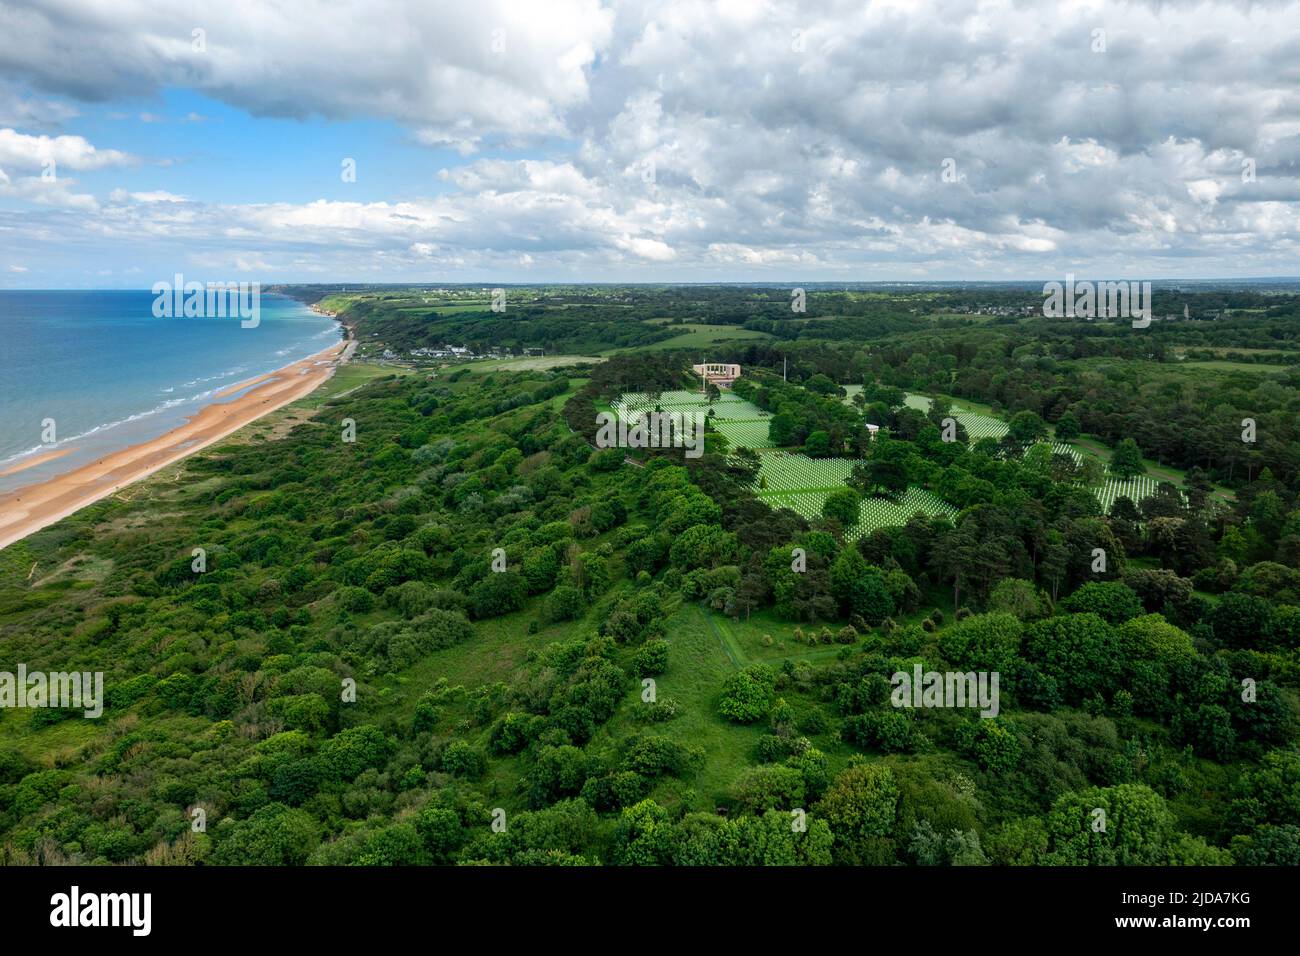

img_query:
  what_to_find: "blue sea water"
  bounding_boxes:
[0,290,341,493]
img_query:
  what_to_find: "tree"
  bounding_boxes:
[939,612,1024,671]
[733,765,806,813]
[1009,410,1048,445]
[986,578,1044,620]
[829,548,894,623]
[1109,438,1146,479]
[1043,784,1178,866]
[211,803,320,865]
[1039,529,1069,602]
[803,430,832,458]
[849,438,910,499]
[1054,412,1081,441]
[816,762,900,865]
[1023,613,1119,704]
[1059,581,1143,624]
[611,799,672,866]
[718,664,777,723]
[1209,591,1275,648]
[932,523,980,608]
[955,719,1022,774]
[805,373,838,396]
[1183,466,1214,514]
[468,571,527,618]
[822,487,861,527]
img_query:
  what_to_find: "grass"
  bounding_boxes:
[907,390,1235,508]
[606,325,772,354]
[1177,360,1290,373]
[451,355,604,374]
[753,453,957,540]
[716,609,851,665]
[588,605,765,810]
[904,392,1008,439]
[614,390,776,450]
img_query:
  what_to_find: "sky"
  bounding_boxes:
[1,0,1299,287]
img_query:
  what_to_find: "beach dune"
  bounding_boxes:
[0,341,349,551]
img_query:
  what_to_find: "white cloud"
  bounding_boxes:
[108,189,189,203]
[4,0,1300,280]
[0,128,133,171]
[0,0,612,147]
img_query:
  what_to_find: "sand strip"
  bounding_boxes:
[0,449,71,478]
[0,341,348,551]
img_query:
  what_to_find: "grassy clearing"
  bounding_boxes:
[587,605,769,810]
[1178,360,1290,373]
[453,355,604,374]
[608,325,772,354]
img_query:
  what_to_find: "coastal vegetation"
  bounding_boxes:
[2,285,1298,867]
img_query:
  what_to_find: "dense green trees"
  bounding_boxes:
[4,287,1300,868]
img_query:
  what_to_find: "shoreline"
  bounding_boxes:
[0,339,350,551]
[0,448,71,478]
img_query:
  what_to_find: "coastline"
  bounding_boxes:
[0,339,351,551]
[0,449,70,478]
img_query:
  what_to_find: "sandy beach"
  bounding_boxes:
[0,340,350,551]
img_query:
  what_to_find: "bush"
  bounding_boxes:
[336,586,375,613]
[1060,581,1143,624]
[718,665,777,724]
[469,571,527,618]
[631,639,669,677]
[543,584,584,623]
[440,741,486,779]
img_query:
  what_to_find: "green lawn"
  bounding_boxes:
[453,355,604,374]
[606,325,773,354]
[587,605,766,810]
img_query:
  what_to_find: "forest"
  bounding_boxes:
[0,284,1297,867]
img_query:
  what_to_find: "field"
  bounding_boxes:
[1097,474,1171,512]
[752,452,957,540]
[453,355,604,373]
[607,324,773,354]
[905,393,1009,440]
[615,389,776,449]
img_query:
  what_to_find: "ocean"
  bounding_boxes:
[0,290,341,493]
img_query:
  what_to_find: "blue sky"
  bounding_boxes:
[2,0,1300,287]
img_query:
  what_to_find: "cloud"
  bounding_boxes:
[0,128,134,171]
[109,188,189,203]
[3,0,1300,280]
[0,0,612,146]
[0,83,77,128]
